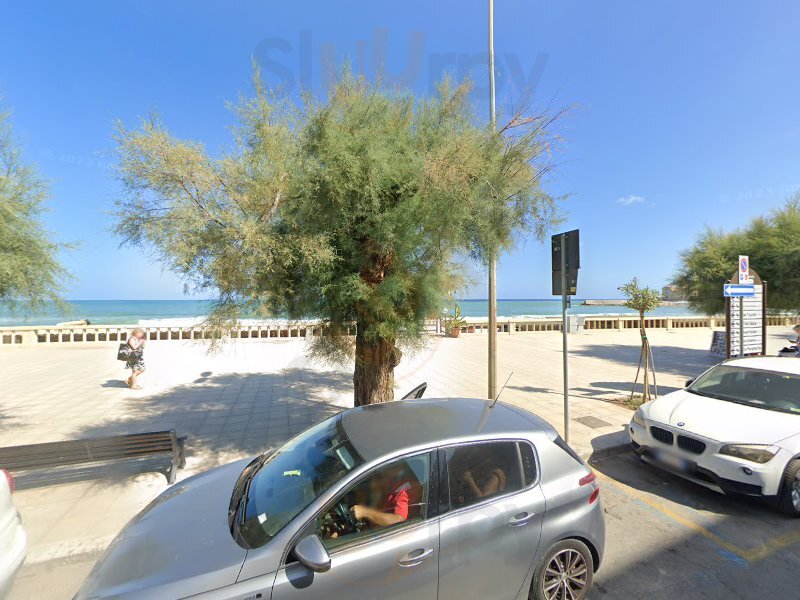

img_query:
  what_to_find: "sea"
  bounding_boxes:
[0,299,699,327]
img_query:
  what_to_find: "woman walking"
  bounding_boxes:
[125,328,147,389]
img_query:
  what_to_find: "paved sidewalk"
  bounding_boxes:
[1,326,790,598]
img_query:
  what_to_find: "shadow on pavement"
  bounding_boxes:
[572,344,718,378]
[508,385,553,394]
[75,368,351,476]
[588,380,682,397]
[100,379,129,389]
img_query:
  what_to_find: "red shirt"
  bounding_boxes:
[384,481,411,520]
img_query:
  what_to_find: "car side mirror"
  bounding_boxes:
[293,534,331,573]
[685,379,694,388]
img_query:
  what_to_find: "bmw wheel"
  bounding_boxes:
[777,459,800,518]
[531,539,594,600]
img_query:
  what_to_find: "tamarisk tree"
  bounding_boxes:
[114,74,562,405]
[619,277,661,403]
[0,109,70,311]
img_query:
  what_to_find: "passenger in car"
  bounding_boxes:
[463,465,507,500]
[351,463,411,528]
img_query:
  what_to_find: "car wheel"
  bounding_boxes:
[777,458,800,517]
[530,539,594,600]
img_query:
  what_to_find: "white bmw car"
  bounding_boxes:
[0,468,26,598]
[629,357,800,516]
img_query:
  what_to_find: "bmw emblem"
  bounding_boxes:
[677,422,685,427]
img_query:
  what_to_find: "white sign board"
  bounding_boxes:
[738,255,750,284]
[728,284,763,356]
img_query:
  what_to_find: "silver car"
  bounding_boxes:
[76,398,604,600]
[1,468,26,599]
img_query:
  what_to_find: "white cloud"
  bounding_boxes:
[616,194,645,206]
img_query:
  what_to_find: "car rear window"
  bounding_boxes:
[445,441,523,510]
[518,442,537,486]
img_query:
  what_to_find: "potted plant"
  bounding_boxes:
[448,304,467,338]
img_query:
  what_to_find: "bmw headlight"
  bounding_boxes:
[719,444,778,464]
[631,408,646,428]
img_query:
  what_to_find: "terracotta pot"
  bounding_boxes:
[449,327,462,338]
[467,326,475,333]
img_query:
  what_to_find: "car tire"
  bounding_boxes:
[777,458,800,517]
[530,539,594,600]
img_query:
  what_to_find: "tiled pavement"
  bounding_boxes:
[1,326,791,597]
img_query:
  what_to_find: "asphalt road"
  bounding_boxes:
[591,450,800,599]
[11,450,800,600]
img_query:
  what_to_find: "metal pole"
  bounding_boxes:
[739,296,744,358]
[560,234,570,444]
[487,0,498,399]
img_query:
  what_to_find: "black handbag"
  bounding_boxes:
[117,342,133,361]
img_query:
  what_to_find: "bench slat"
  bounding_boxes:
[0,441,174,461]
[0,430,185,484]
[0,432,175,453]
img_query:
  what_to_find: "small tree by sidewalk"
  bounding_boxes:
[618,277,661,403]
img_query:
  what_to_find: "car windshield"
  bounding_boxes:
[230,414,363,549]
[687,364,800,415]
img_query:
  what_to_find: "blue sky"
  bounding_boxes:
[1,0,798,300]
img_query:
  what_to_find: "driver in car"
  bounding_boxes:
[351,464,410,528]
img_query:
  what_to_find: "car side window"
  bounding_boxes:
[518,442,537,486]
[315,452,431,550]
[446,442,523,510]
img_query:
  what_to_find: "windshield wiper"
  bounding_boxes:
[230,453,271,528]
[238,476,254,526]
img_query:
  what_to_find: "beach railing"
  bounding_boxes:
[0,314,796,346]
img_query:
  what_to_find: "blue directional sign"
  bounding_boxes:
[724,284,755,297]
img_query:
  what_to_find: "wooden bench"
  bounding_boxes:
[0,430,186,484]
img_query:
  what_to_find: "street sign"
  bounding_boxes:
[551,229,580,271]
[723,284,755,297]
[738,255,749,284]
[725,267,766,358]
[552,230,579,296]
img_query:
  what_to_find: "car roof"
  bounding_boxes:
[724,356,800,375]
[341,397,555,462]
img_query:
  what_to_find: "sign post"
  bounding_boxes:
[560,236,569,444]
[724,262,766,358]
[737,255,749,358]
[552,229,579,444]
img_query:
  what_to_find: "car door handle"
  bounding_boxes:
[398,547,434,567]
[508,512,536,527]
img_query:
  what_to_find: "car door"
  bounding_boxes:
[437,440,545,600]
[271,450,439,600]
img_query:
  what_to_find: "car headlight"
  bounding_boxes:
[719,444,778,464]
[631,409,646,428]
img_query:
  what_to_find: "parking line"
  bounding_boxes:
[597,472,800,563]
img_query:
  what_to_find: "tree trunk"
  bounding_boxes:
[639,311,649,401]
[353,321,402,407]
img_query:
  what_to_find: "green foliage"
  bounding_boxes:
[0,109,70,312]
[674,198,800,315]
[618,277,661,318]
[113,72,563,400]
[447,304,467,330]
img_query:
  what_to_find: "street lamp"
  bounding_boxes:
[487,0,498,400]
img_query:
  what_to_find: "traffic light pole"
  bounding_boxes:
[560,234,570,444]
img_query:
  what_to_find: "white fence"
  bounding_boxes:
[3,314,794,347]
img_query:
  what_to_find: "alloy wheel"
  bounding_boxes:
[542,548,588,600]
[792,471,800,511]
